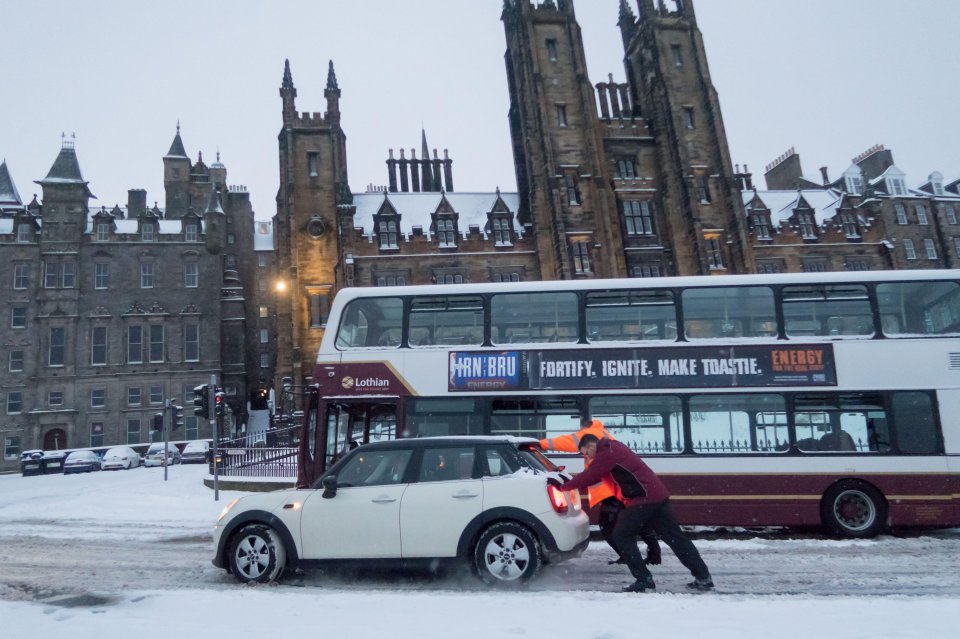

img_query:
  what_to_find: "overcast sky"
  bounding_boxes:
[3,0,958,220]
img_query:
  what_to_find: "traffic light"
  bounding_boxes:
[214,390,225,417]
[172,404,184,431]
[193,384,209,417]
[152,412,164,432]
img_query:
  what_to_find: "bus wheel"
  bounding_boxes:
[473,521,542,587]
[228,524,287,583]
[820,480,887,538]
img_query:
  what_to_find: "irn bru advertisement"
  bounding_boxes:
[447,344,836,392]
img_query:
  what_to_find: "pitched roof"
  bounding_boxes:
[352,191,522,236]
[0,160,23,207]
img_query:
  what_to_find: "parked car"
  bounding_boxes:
[63,450,103,475]
[143,442,182,467]
[212,436,590,587]
[181,440,211,464]
[100,446,141,470]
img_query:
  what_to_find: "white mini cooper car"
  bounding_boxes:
[212,436,589,587]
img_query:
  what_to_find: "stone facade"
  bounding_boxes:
[0,133,262,472]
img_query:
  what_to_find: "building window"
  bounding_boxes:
[48,390,63,407]
[227,233,236,245]
[149,324,164,363]
[916,205,929,225]
[845,176,864,194]
[150,385,164,405]
[49,327,65,366]
[924,238,938,259]
[309,291,330,328]
[6,391,22,414]
[91,389,106,408]
[670,43,683,67]
[61,260,76,288]
[307,152,319,177]
[571,241,591,274]
[565,174,580,206]
[617,158,636,179]
[128,326,143,364]
[696,176,711,203]
[631,264,662,278]
[436,274,465,285]
[257,254,267,267]
[127,387,141,407]
[140,262,154,288]
[705,235,724,269]
[13,263,28,289]
[378,219,399,249]
[556,104,568,128]
[184,323,199,362]
[185,223,198,242]
[141,224,155,241]
[94,263,109,289]
[436,218,456,247]
[95,223,110,241]
[4,436,21,461]
[492,217,512,245]
[623,201,654,236]
[798,212,817,239]
[184,262,199,288]
[845,259,870,271]
[259,306,268,318]
[546,38,558,61]
[91,326,107,366]
[44,260,58,288]
[9,350,24,372]
[260,353,270,369]
[802,260,828,273]
[376,275,407,286]
[945,206,958,225]
[492,272,522,283]
[839,212,860,238]
[887,178,906,196]
[259,328,269,344]
[904,239,917,260]
[90,423,104,448]
[11,307,27,329]
[752,214,771,240]
[894,203,908,224]
[225,254,237,268]
[683,107,695,129]
[126,419,140,445]
[757,261,784,274]
[17,223,32,243]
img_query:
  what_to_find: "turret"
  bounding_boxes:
[324,60,341,121]
[164,122,191,217]
[203,186,225,255]
[618,0,638,49]
[280,59,298,125]
[0,159,25,214]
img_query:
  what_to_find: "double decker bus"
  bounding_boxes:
[297,270,960,538]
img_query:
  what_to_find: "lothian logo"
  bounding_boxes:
[341,376,355,390]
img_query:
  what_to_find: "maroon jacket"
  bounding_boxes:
[560,439,670,506]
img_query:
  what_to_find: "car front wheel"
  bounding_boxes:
[473,521,541,587]
[228,524,287,583]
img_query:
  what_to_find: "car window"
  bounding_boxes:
[481,446,521,477]
[518,446,556,472]
[418,447,475,482]
[336,449,412,487]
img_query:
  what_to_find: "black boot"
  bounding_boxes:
[686,576,714,591]
[622,577,656,593]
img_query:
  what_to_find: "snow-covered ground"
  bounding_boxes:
[1,465,959,638]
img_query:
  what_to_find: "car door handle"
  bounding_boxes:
[452,491,479,499]
[372,496,397,503]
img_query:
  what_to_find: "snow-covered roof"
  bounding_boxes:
[351,191,521,236]
[743,189,844,225]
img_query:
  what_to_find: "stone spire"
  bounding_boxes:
[166,121,188,158]
[0,159,24,208]
[280,59,298,123]
[325,60,341,120]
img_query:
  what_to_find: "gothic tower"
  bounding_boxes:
[274,59,351,389]
[621,0,753,274]
[502,0,627,279]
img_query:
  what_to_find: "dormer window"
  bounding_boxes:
[887,177,906,196]
[436,217,457,248]
[95,222,110,242]
[798,211,817,239]
[378,218,398,249]
[184,222,198,242]
[934,182,945,196]
[752,214,771,240]
[839,212,860,239]
[141,223,156,242]
[845,175,864,195]
[492,216,512,246]
[16,223,32,243]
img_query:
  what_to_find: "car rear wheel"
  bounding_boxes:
[228,524,287,583]
[473,521,541,587]
[821,480,888,538]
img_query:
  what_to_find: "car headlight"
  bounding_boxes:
[217,498,240,523]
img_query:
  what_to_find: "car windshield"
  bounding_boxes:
[104,448,125,457]
[147,445,165,454]
[184,442,206,452]
[67,451,95,461]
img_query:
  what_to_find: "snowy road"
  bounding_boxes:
[1,466,959,601]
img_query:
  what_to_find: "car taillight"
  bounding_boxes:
[547,483,568,514]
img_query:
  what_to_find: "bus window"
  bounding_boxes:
[681,286,775,340]
[877,281,960,336]
[891,392,940,454]
[409,295,484,347]
[490,397,579,438]
[782,284,873,338]
[590,395,683,454]
[490,292,578,345]
[689,394,786,453]
[585,290,678,342]
[336,297,403,348]
[406,398,483,437]
[794,393,888,453]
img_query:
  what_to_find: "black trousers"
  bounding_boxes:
[598,498,658,558]
[611,500,710,582]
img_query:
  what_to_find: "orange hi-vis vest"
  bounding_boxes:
[540,420,622,508]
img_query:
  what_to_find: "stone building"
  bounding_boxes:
[0,131,261,471]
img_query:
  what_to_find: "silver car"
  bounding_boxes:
[100,446,141,470]
[143,442,182,467]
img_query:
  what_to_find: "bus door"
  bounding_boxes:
[321,401,399,472]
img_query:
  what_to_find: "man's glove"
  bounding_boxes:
[644,543,662,566]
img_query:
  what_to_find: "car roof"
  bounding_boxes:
[357,436,538,451]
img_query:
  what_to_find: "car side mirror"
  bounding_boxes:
[321,474,338,499]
